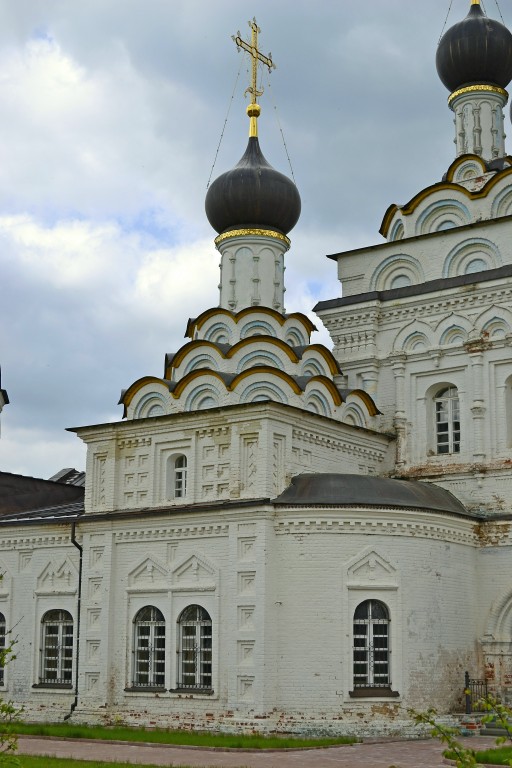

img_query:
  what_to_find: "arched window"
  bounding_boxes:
[435,386,460,454]
[0,613,5,686]
[176,605,212,692]
[353,600,390,689]
[40,610,73,686]
[132,606,165,688]
[167,455,188,500]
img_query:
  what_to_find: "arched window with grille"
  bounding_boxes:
[0,613,5,686]
[132,606,165,688]
[40,610,73,686]
[176,605,212,692]
[435,386,460,454]
[353,600,390,691]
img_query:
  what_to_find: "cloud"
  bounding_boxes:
[0,213,218,474]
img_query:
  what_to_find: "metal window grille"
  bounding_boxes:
[0,613,5,686]
[435,387,460,454]
[465,671,488,712]
[133,606,165,688]
[174,456,187,498]
[177,605,212,691]
[40,609,73,685]
[353,600,390,688]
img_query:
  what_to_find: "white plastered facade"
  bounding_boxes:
[2,16,512,739]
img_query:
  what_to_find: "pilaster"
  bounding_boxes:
[392,356,407,468]
[468,350,486,462]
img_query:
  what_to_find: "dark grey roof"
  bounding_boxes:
[290,345,309,358]
[274,473,469,515]
[314,264,512,312]
[0,500,84,525]
[0,471,85,515]
[436,2,512,92]
[205,136,301,236]
[48,468,86,487]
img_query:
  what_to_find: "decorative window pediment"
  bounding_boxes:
[36,558,78,594]
[128,556,169,588]
[346,548,397,588]
[171,554,217,589]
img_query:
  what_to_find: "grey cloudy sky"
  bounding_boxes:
[0,0,508,478]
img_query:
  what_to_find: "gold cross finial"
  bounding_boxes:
[232,18,276,137]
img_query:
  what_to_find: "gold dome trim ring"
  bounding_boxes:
[448,84,508,106]
[215,228,291,247]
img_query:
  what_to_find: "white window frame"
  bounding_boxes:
[435,386,460,454]
[176,605,212,692]
[353,599,390,689]
[174,455,187,498]
[132,606,166,689]
[40,610,73,686]
[166,454,188,500]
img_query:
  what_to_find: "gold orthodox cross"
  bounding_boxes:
[232,18,276,136]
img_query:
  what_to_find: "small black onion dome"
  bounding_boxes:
[205,136,301,235]
[436,2,512,93]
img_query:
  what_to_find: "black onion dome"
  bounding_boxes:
[436,3,512,93]
[205,137,301,235]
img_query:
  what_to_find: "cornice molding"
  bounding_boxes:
[114,524,230,542]
[0,535,72,549]
[274,516,475,545]
[322,287,512,332]
[292,429,389,460]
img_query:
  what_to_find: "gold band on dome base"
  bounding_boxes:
[215,228,291,248]
[448,84,508,106]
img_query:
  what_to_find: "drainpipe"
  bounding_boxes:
[65,519,83,720]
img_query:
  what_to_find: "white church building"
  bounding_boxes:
[0,1,511,736]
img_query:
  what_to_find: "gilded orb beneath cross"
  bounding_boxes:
[246,104,261,119]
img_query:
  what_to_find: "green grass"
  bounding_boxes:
[19,758,233,768]
[445,745,512,765]
[15,721,356,749]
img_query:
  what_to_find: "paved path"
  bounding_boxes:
[17,734,499,767]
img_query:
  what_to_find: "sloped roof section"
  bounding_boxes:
[0,471,84,515]
[274,473,468,516]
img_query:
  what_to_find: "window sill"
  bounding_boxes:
[349,687,399,698]
[124,686,166,693]
[169,688,214,696]
[32,683,73,691]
